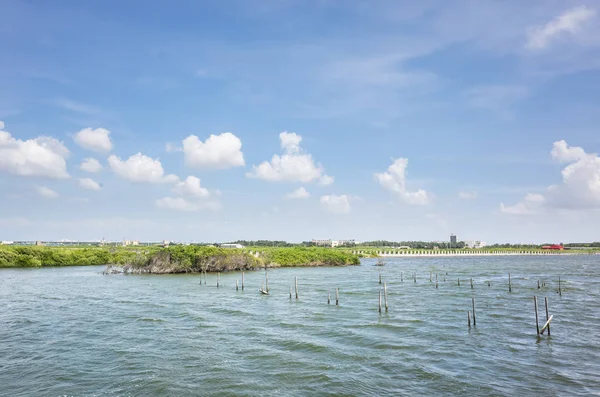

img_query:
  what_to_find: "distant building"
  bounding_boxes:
[450,234,457,248]
[1,241,14,245]
[221,243,244,249]
[542,244,563,250]
[312,239,355,248]
[35,241,44,246]
[122,240,140,247]
[465,240,488,249]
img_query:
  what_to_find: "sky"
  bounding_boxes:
[1,0,600,244]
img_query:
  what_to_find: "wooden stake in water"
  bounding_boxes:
[509,273,512,293]
[383,283,388,311]
[401,271,403,282]
[379,273,382,285]
[242,271,245,290]
[378,290,382,313]
[458,278,460,286]
[468,311,471,328]
[544,296,550,336]
[290,286,292,300]
[295,277,299,300]
[537,280,540,289]
[472,298,476,326]
[430,272,432,282]
[470,278,473,289]
[217,272,220,288]
[328,290,331,305]
[413,273,416,283]
[534,296,540,335]
[236,279,239,291]
[336,288,339,306]
[558,276,562,296]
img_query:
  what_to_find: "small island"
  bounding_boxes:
[0,245,360,273]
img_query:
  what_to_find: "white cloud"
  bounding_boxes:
[0,122,70,179]
[73,128,113,153]
[459,191,478,200]
[286,187,310,199]
[527,6,596,50]
[318,175,335,186]
[501,140,600,214]
[280,131,302,153]
[79,178,101,191]
[501,193,546,215]
[80,157,103,173]
[247,131,334,183]
[155,197,220,212]
[108,153,178,183]
[37,186,59,199]
[320,194,351,214]
[550,139,586,163]
[173,176,210,198]
[375,158,429,205]
[182,132,245,169]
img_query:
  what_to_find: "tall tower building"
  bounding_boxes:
[450,234,457,248]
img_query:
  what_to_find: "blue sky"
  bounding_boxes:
[1,0,600,243]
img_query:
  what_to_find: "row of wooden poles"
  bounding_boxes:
[202,270,558,335]
[382,272,556,336]
[383,271,563,296]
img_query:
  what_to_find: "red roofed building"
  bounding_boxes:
[541,244,564,250]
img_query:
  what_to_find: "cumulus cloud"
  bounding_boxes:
[155,197,220,212]
[156,176,219,211]
[79,178,101,191]
[73,128,113,153]
[375,158,429,205]
[286,187,310,199]
[527,6,596,50]
[36,186,59,199]
[459,191,478,200]
[247,131,334,183]
[182,132,245,169]
[0,122,70,179]
[172,176,210,198]
[320,194,351,214]
[108,153,178,183]
[80,157,103,173]
[501,140,600,214]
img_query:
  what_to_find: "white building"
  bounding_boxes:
[1,241,14,245]
[465,240,488,249]
[312,239,356,248]
[221,243,244,249]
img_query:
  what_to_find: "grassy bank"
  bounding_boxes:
[0,245,359,272]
